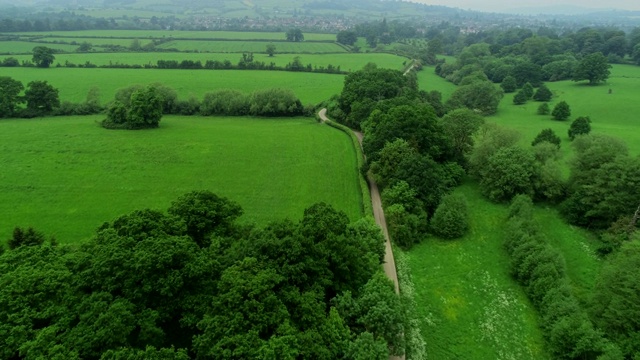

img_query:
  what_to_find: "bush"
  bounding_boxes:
[249,88,303,117]
[533,83,552,101]
[430,193,469,239]
[537,103,550,115]
[551,101,571,121]
[567,116,591,140]
[522,82,534,98]
[532,128,561,148]
[500,75,517,93]
[513,90,528,105]
[201,90,249,116]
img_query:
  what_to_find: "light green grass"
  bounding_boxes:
[418,65,458,99]
[488,64,640,156]
[36,37,154,47]
[0,116,362,244]
[408,181,550,360]
[156,40,345,53]
[0,41,79,54]
[15,30,336,41]
[5,52,405,72]
[0,67,345,105]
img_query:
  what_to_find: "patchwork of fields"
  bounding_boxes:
[0,116,363,243]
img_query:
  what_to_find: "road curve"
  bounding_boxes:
[318,109,400,293]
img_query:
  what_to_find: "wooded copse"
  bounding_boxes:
[0,191,409,359]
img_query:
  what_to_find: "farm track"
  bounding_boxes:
[318,108,404,360]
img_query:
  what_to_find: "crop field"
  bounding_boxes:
[4,52,405,72]
[0,116,363,244]
[408,181,549,359]
[0,67,345,105]
[489,64,640,156]
[33,37,155,47]
[14,30,337,41]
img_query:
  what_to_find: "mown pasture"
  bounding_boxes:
[155,40,346,53]
[0,41,79,54]
[0,116,363,244]
[408,181,549,359]
[14,30,337,41]
[0,67,346,104]
[4,52,405,72]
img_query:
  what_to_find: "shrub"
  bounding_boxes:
[567,116,591,140]
[522,82,534,98]
[532,128,561,148]
[513,90,528,105]
[430,194,469,239]
[537,103,550,115]
[551,101,571,121]
[500,75,517,93]
[533,83,552,101]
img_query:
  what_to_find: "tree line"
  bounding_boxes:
[0,191,409,358]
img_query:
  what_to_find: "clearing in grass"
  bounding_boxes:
[0,116,363,244]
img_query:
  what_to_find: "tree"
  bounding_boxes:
[513,90,528,105]
[500,75,517,93]
[127,85,163,129]
[537,103,550,115]
[445,80,504,116]
[533,83,553,101]
[480,146,537,202]
[248,88,302,116]
[76,42,92,52]
[266,43,276,57]
[573,52,611,85]
[440,108,484,165]
[521,82,534,99]
[168,190,243,247]
[285,28,304,42]
[7,227,46,249]
[336,30,358,46]
[0,76,24,118]
[633,43,640,65]
[430,193,469,239]
[24,80,59,115]
[32,46,55,68]
[568,116,592,140]
[532,128,561,148]
[551,101,571,121]
[592,240,640,357]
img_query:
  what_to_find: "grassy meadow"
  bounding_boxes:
[0,116,363,244]
[408,181,550,360]
[15,30,337,41]
[0,67,345,105]
[155,40,345,53]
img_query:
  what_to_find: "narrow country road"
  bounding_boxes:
[318,109,400,293]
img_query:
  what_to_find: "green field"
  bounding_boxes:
[0,67,345,104]
[0,116,363,244]
[4,52,405,72]
[0,41,79,54]
[34,37,156,47]
[15,30,337,41]
[489,64,640,156]
[408,181,549,359]
[156,40,345,53]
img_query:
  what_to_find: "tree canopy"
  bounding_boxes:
[0,76,24,118]
[573,52,611,85]
[32,46,55,68]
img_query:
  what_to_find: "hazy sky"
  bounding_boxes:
[411,0,640,12]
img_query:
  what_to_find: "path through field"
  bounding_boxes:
[319,109,404,360]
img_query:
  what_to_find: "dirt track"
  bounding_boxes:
[318,109,400,293]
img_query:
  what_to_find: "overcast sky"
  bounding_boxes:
[411,0,640,12]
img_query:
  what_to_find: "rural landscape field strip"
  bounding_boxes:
[0,116,362,243]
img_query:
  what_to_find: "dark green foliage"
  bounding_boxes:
[0,194,400,358]
[266,43,276,56]
[537,102,550,115]
[468,123,520,178]
[32,46,55,68]
[440,108,484,166]
[504,196,616,359]
[200,89,249,115]
[0,76,24,118]
[102,85,163,129]
[533,83,553,101]
[24,80,60,115]
[568,116,591,140]
[7,226,46,249]
[551,101,571,121]
[592,240,640,358]
[521,82,534,99]
[337,68,410,129]
[336,30,358,46]
[445,80,504,115]
[532,128,561,148]
[500,75,517,93]
[513,90,528,105]
[285,28,304,42]
[248,88,303,117]
[168,190,243,247]
[430,193,470,239]
[385,203,424,249]
[480,146,537,202]
[573,52,611,85]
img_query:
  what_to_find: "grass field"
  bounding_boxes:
[0,67,345,105]
[14,30,337,41]
[0,41,79,54]
[0,116,363,244]
[156,40,345,53]
[4,52,405,72]
[408,181,550,360]
[489,64,640,156]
